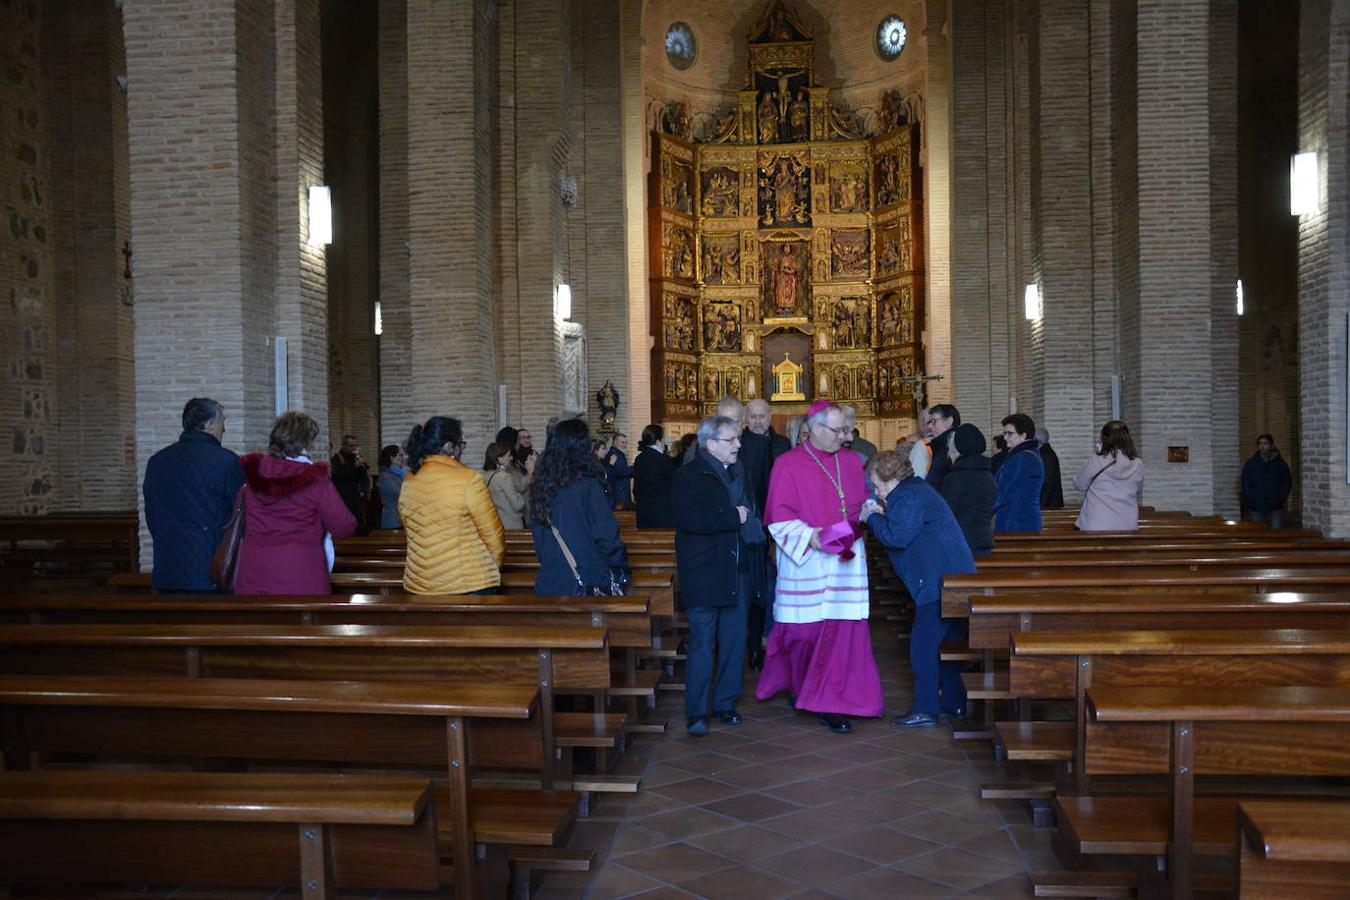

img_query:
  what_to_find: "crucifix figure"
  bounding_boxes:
[893,371,944,416]
[121,241,133,280]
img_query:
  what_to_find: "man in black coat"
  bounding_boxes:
[1036,426,1064,509]
[738,398,787,668]
[672,414,765,736]
[142,398,245,592]
[924,403,961,492]
[330,434,371,530]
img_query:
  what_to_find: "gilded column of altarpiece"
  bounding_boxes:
[648,1,924,422]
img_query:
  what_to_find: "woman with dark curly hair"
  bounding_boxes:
[529,418,629,595]
[399,416,505,594]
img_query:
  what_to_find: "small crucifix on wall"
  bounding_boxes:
[894,371,943,412]
[121,241,133,279]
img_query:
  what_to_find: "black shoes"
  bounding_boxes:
[749,648,765,671]
[715,709,743,726]
[687,717,709,736]
[818,713,852,734]
[891,711,940,729]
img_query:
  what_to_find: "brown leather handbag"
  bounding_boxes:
[209,487,246,591]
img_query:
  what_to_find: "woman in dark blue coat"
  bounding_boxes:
[529,419,628,595]
[940,424,997,557]
[633,424,679,528]
[994,413,1044,533]
[863,450,976,728]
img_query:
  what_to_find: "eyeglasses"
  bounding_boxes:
[710,436,739,443]
[1001,430,1017,438]
[813,424,851,436]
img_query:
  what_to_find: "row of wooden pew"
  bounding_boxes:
[936,510,1350,898]
[0,518,691,897]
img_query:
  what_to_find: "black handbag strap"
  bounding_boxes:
[1084,457,1116,494]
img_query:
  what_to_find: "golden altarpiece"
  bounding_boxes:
[648,4,924,423]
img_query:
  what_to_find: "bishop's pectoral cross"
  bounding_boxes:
[893,371,944,414]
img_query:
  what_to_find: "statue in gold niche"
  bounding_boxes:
[771,244,802,316]
[757,93,779,144]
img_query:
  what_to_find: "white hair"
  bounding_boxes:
[697,415,738,446]
[807,402,842,428]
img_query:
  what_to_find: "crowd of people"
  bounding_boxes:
[142,394,1297,737]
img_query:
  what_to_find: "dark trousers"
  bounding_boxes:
[686,597,748,720]
[910,601,967,716]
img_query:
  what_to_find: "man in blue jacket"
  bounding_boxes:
[143,398,244,591]
[1241,433,1294,529]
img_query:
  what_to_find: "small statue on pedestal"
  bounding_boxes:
[596,380,621,434]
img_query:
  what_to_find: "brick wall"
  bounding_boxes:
[0,0,57,514]
[377,0,412,448]
[46,0,136,512]
[1297,0,1350,537]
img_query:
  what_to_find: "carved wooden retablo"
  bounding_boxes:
[647,1,925,421]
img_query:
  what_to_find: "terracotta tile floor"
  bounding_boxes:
[536,622,1059,899]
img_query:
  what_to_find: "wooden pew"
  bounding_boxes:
[965,591,1350,653]
[989,537,1350,555]
[1049,685,1350,899]
[1237,800,1350,899]
[0,771,439,900]
[0,511,140,578]
[993,526,1324,544]
[0,623,608,796]
[0,675,549,899]
[0,591,660,750]
[975,549,1350,570]
[1001,629,1350,800]
[943,566,1350,618]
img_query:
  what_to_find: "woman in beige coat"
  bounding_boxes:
[483,441,529,529]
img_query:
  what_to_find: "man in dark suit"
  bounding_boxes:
[739,398,787,669]
[1036,426,1064,509]
[672,415,765,735]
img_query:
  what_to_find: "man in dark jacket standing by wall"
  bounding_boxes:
[739,398,788,669]
[142,398,244,591]
[1035,426,1064,509]
[1242,433,1294,528]
[330,435,370,531]
[672,414,765,736]
[924,404,961,492]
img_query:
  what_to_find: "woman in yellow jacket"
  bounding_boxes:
[398,416,505,594]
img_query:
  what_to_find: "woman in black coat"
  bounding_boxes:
[633,424,679,529]
[939,423,997,557]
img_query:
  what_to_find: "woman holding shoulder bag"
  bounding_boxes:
[529,418,629,595]
[1075,420,1145,532]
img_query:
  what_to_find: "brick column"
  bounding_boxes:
[1131,0,1239,513]
[1027,0,1096,500]
[125,0,280,567]
[47,0,136,510]
[377,0,412,447]
[273,0,329,445]
[619,0,651,432]
[1297,0,1350,536]
[404,0,501,447]
[499,0,567,435]
[923,7,954,406]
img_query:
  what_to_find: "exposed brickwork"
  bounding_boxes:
[404,0,501,450]
[46,0,136,512]
[376,0,412,448]
[0,0,57,514]
[1297,0,1350,537]
[273,0,330,448]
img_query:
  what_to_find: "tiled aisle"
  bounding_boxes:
[538,623,1059,899]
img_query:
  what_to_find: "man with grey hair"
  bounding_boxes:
[1035,425,1064,509]
[841,404,877,465]
[740,398,788,670]
[672,414,765,735]
[684,396,744,464]
[143,397,245,592]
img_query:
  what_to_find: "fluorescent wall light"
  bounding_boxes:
[308,185,332,246]
[1024,283,1041,321]
[373,300,383,336]
[556,283,572,320]
[1235,280,1244,316]
[1290,152,1319,216]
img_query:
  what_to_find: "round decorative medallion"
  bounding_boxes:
[876,15,907,61]
[665,22,696,70]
